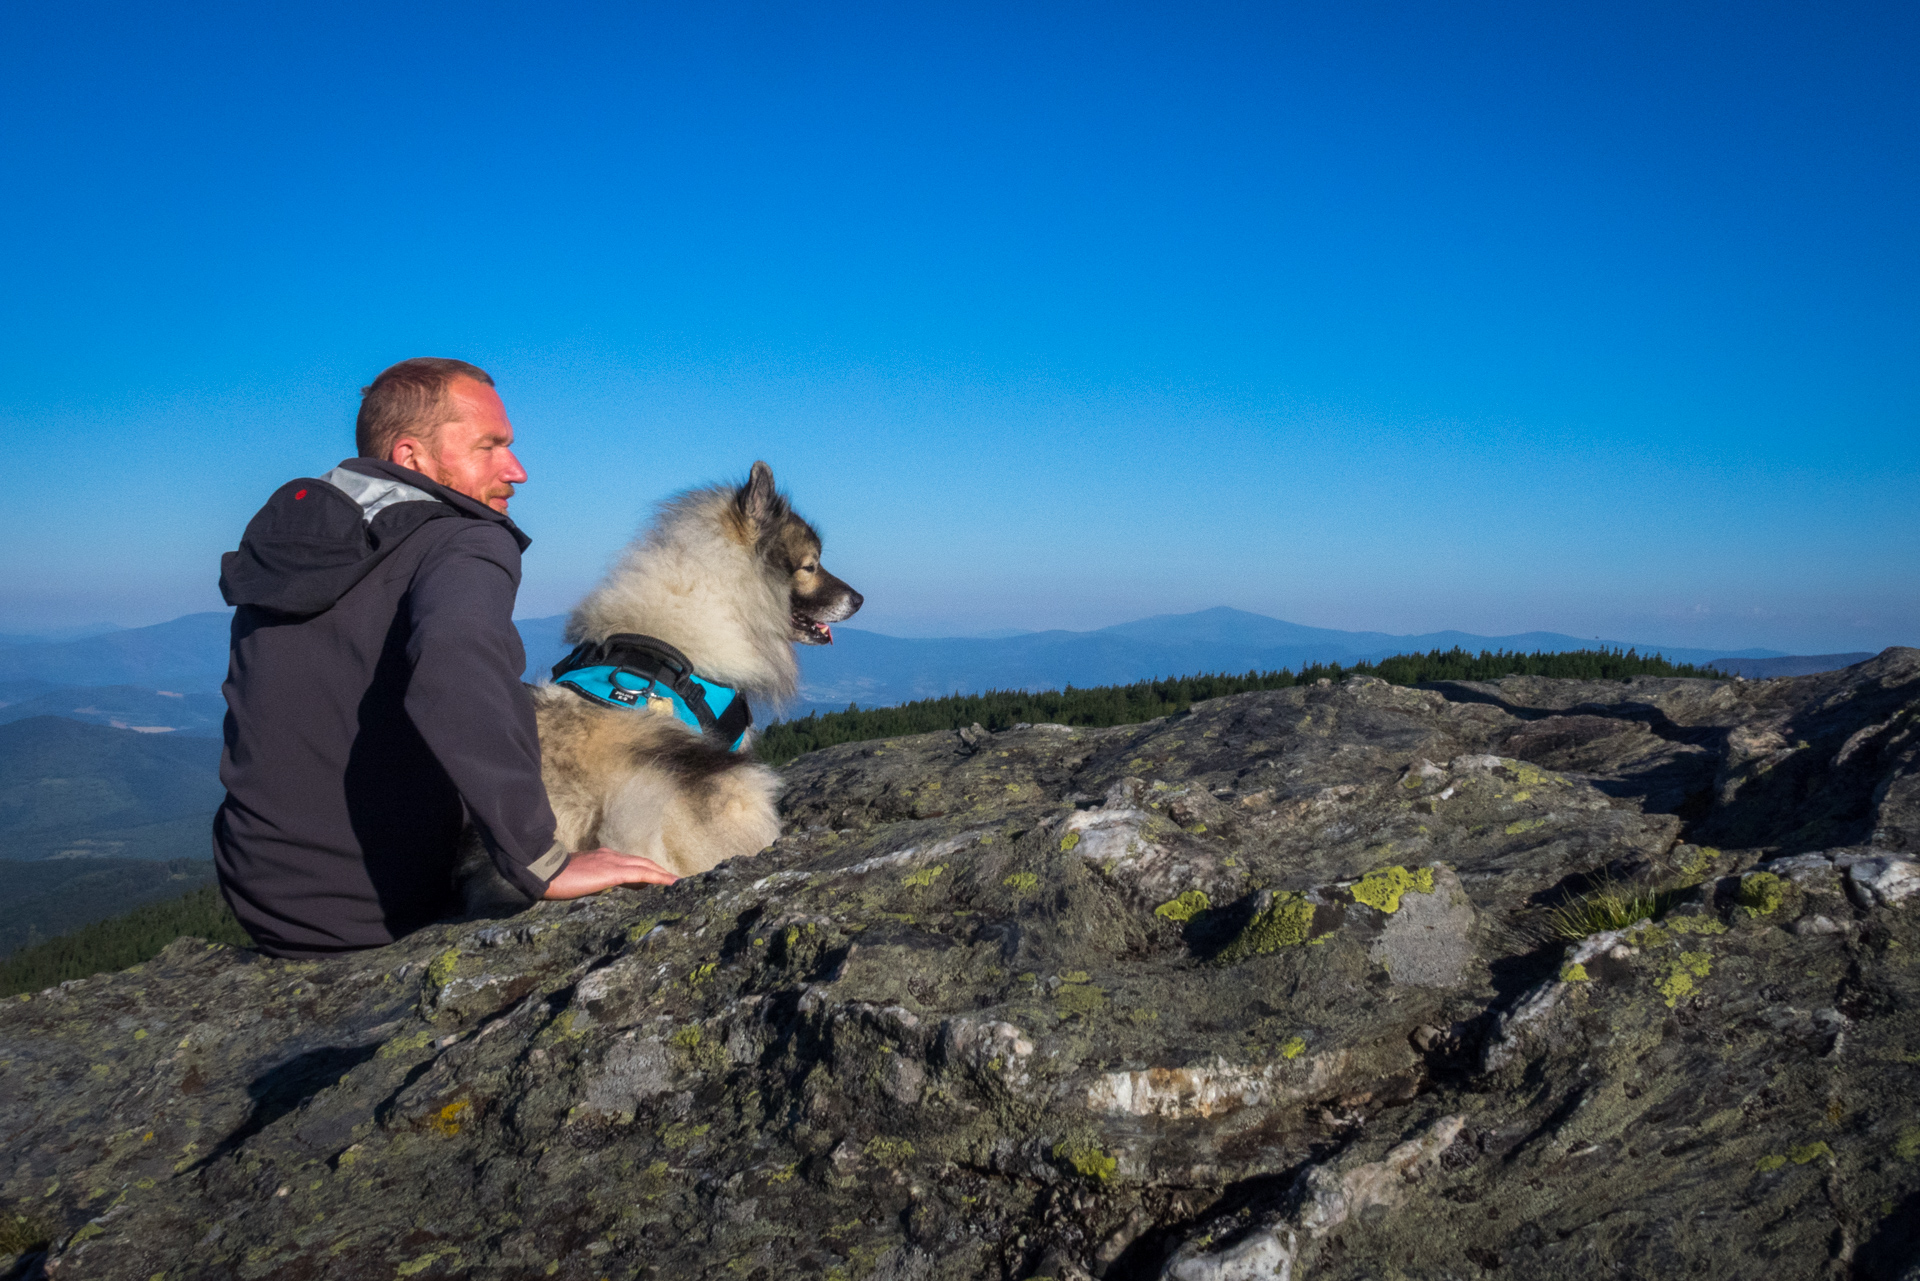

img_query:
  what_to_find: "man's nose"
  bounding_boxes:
[502,449,529,484]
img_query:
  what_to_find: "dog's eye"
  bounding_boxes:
[799,564,818,573]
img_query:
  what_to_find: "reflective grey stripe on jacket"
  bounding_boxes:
[321,466,437,522]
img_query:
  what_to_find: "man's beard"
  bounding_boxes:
[427,458,513,508]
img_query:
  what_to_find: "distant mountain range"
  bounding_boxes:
[0,611,233,697]
[2,606,1871,727]
[406,608,1815,711]
[1704,653,1877,679]
[769,606,1800,713]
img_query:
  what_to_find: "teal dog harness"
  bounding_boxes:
[550,633,753,751]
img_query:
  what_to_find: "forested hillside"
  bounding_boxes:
[0,716,224,861]
[755,645,1729,765]
[1,857,220,956]
[0,883,249,997]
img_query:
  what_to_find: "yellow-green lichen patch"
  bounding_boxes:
[1504,819,1547,836]
[424,948,461,989]
[1154,890,1211,923]
[1894,1125,1920,1161]
[1349,866,1435,914]
[1055,1142,1117,1182]
[377,1029,435,1060]
[397,1247,462,1276]
[862,1136,914,1166]
[625,915,677,945]
[1738,871,1786,917]
[1510,763,1557,789]
[671,1024,726,1071]
[1788,1141,1833,1165]
[1675,845,1719,884]
[660,1121,711,1150]
[1217,891,1315,964]
[1059,832,1081,852]
[1756,1154,1788,1173]
[1664,915,1729,937]
[1003,872,1039,898]
[1280,1036,1306,1060]
[1053,983,1107,1019]
[902,863,947,889]
[687,961,718,987]
[1656,952,1712,1007]
[1560,963,1590,983]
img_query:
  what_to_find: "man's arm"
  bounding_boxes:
[404,524,674,898]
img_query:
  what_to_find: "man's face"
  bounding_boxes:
[390,379,528,513]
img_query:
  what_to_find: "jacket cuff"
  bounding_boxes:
[495,840,570,900]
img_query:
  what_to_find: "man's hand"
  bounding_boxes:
[541,847,678,899]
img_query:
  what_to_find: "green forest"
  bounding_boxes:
[0,882,250,998]
[754,646,1729,766]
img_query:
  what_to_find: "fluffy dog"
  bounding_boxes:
[462,461,861,908]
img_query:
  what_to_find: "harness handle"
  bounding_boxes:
[551,632,753,748]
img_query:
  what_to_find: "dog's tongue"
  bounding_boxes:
[820,622,834,644]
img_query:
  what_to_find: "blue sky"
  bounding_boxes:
[2,1,1914,653]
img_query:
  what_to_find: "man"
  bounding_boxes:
[214,357,674,958]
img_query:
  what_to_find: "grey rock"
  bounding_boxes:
[7,647,1920,1281]
[1847,854,1920,908]
[1368,864,1476,987]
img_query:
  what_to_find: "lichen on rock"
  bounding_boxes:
[8,649,1920,1280]
[1738,870,1787,916]
[1214,889,1315,963]
[1348,864,1436,914]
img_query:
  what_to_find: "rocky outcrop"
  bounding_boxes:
[6,652,1920,1280]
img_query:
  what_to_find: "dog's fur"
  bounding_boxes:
[463,462,860,908]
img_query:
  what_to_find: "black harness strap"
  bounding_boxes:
[551,632,754,748]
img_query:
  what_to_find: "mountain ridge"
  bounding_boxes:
[0,606,1835,725]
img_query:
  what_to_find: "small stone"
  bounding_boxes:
[1848,856,1920,908]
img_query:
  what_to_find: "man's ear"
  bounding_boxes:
[390,437,426,471]
[737,461,777,527]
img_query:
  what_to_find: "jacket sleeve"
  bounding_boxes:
[403,523,567,899]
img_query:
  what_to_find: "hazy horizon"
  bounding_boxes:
[0,602,1894,661]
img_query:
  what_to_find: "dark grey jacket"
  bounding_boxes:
[214,459,564,958]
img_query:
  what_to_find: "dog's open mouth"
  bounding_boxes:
[792,611,834,645]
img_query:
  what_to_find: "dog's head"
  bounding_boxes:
[735,461,863,645]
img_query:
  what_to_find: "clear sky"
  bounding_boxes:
[3,1,1914,653]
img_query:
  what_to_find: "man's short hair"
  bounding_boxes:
[355,358,496,461]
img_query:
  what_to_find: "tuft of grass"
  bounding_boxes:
[0,1209,56,1255]
[1545,878,1663,940]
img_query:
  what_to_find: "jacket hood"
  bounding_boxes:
[219,459,531,616]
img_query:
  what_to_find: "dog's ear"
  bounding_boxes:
[738,461,777,527]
